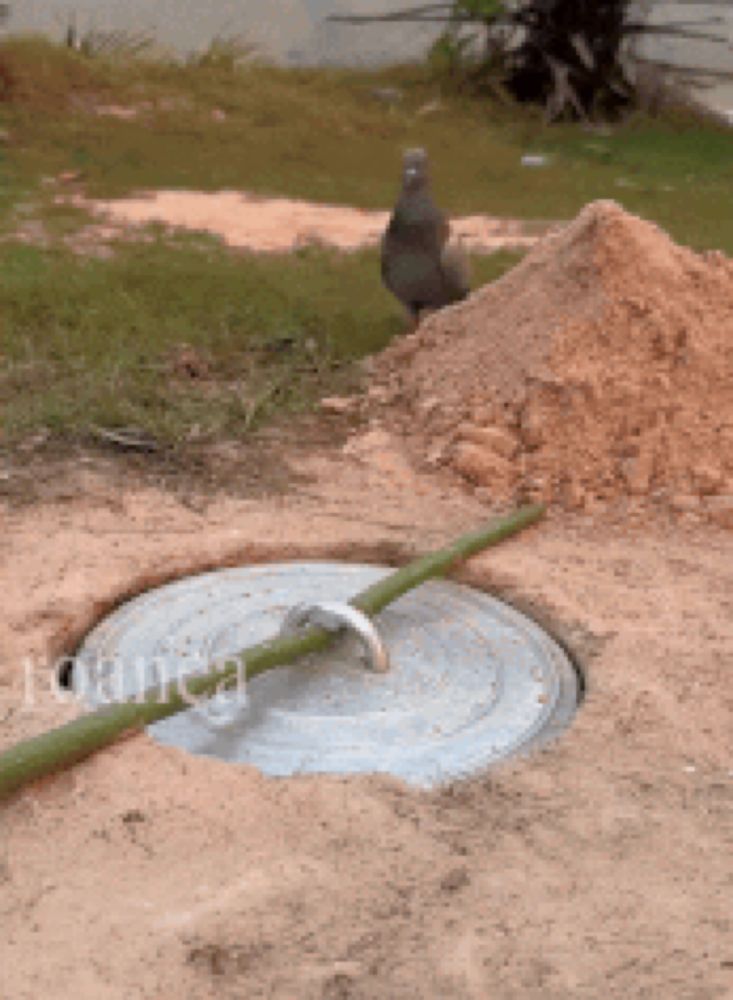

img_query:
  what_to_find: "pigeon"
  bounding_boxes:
[380,148,470,322]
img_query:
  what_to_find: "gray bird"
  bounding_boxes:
[380,148,470,323]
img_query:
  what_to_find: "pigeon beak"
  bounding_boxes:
[405,167,419,180]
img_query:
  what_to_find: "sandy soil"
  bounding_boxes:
[372,201,733,524]
[1,434,732,999]
[61,190,550,254]
[2,197,731,998]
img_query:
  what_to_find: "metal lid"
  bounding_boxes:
[74,562,579,787]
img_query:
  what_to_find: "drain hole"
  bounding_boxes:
[56,657,75,691]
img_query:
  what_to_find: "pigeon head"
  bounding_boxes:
[401,148,429,192]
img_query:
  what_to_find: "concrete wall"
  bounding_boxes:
[632,2,733,117]
[4,0,440,66]
[4,1,732,112]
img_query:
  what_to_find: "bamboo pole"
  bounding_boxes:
[0,504,545,802]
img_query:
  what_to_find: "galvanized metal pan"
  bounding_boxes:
[74,562,580,788]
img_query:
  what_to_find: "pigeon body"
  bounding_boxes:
[381,148,470,320]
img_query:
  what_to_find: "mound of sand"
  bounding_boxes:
[372,200,733,523]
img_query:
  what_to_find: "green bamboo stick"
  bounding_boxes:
[0,503,545,801]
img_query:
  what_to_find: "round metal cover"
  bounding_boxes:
[73,562,579,787]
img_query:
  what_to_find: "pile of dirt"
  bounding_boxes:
[371,200,733,524]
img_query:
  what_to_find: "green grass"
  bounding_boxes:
[527,118,733,251]
[3,37,732,248]
[0,232,519,444]
[0,237,395,443]
[1,36,732,452]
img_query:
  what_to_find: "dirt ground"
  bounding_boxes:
[1,429,732,999]
[2,196,732,998]
[59,189,550,254]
